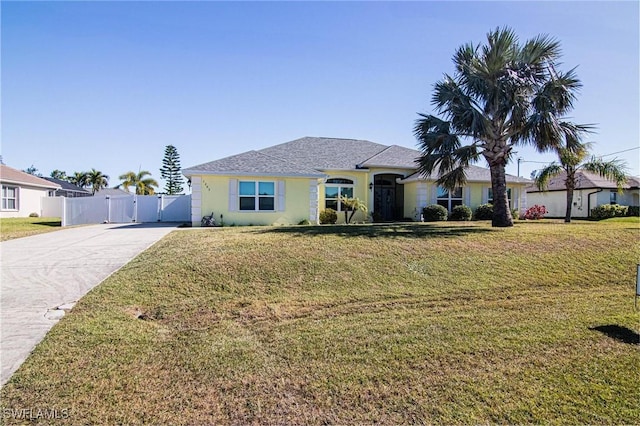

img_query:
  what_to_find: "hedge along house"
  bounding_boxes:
[182,137,531,226]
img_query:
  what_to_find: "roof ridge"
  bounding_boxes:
[357,145,393,167]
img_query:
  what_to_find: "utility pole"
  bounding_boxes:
[517,157,523,177]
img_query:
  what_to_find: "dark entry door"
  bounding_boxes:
[373,174,404,221]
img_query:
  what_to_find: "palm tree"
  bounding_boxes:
[338,196,368,224]
[117,170,158,195]
[414,27,586,227]
[86,169,109,195]
[533,141,627,223]
[69,171,89,188]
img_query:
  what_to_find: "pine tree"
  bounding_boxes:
[160,145,184,194]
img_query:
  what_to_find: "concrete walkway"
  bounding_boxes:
[0,223,177,386]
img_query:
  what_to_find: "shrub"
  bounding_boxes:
[422,204,448,222]
[511,208,520,220]
[474,204,493,220]
[297,219,311,225]
[591,204,628,220]
[627,206,640,217]
[29,212,39,218]
[450,205,472,221]
[523,205,548,220]
[319,208,337,224]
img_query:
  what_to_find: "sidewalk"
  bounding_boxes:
[0,223,177,386]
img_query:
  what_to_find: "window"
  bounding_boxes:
[488,188,512,207]
[436,186,463,211]
[325,178,353,211]
[2,185,18,210]
[239,181,275,211]
[610,190,617,204]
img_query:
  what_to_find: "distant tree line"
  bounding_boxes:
[24,144,184,196]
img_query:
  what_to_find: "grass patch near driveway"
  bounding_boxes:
[1,221,639,424]
[0,217,61,241]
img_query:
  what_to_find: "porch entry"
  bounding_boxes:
[373,174,404,221]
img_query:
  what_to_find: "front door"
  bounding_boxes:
[373,174,404,221]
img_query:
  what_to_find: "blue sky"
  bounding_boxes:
[2,1,638,191]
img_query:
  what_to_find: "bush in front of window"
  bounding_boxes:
[319,208,338,224]
[422,204,448,222]
[626,206,639,217]
[450,205,472,221]
[474,204,493,220]
[591,204,628,220]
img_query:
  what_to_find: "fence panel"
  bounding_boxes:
[41,197,64,218]
[65,196,109,226]
[160,195,191,222]
[109,196,135,223]
[136,196,161,222]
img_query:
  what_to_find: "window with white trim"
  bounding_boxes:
[239,181,275,211]
[2,185,18,210]
[488,188,512,207]
[436,186,463,211]
[325,178,353,211]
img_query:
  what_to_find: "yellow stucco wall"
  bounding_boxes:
[402,180,528,219]
[196,175,316,226]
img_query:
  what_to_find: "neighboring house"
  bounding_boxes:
[182,137,530,226]
[0,164,60,218]
[526,171,640,218]
[42,177,92,198]
[94,188,132,197]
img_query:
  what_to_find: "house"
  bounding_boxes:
[42,177,92,198]
[0,164,60,218]
[526,171,640,218]
[182,137,531,226]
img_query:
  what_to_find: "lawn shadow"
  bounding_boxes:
[590,325,639,345]
[34,220,61,227]
[255,223,493,239]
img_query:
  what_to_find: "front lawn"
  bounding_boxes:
[1,221,638,424]
[0,217,62,241]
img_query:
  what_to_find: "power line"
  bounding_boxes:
[598,146,640,157]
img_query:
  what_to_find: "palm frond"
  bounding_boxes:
[533,163,564,190]
[582,156,628,191]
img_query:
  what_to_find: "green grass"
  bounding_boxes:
[0,217,62,241]
[1,221,639,424]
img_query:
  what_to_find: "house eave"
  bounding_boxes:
[0,179,60,190]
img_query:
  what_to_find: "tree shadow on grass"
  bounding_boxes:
[254,223,494,239]
[590,325,639,345]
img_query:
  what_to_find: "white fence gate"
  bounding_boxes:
[42,194,191,226]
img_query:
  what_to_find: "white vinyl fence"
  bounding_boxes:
[42,194,191,226]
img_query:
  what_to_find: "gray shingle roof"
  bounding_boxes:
[527,170,639,192]
[258,137,389,170]
[358,145,421,168]
[183,150,325,178]
[183,136,528,185]
[400,164,530,184]
[43,177,91,194]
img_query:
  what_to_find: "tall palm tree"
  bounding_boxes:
[86,169,109,195]
[69,171,89,188]
[117,170,158,195]
[414,27,586,227]
[534,140,627,223]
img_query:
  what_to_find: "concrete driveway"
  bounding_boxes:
[0,222,177,386]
